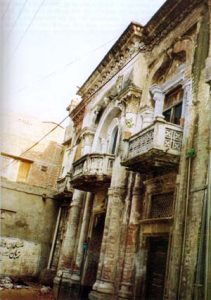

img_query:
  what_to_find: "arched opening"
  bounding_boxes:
[109,125,119,154]
[92,106,121,154]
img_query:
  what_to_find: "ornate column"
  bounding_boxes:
[181,80,192,130]
[71,192,94,281]
[82,130,95,155]
[118,173,142,299]
[205,0,211,84]
[90,158,128,298]
[92,187,126,295]
[54,190,85,287]
[150,84,165,119]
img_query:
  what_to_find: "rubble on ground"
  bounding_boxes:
[0,276,30,289]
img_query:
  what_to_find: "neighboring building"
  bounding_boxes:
[0,113,65,279]
[53,0,211,299]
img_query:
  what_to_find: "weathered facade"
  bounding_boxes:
[54,0,211,299]
[0,113,65,279]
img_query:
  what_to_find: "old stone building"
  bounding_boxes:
[0,113,65,279]
[53,0,211,299]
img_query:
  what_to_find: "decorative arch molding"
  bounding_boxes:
[149,36,194,85]
[107,118,120,155]
[92,102,122,153]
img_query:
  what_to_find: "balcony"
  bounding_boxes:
[70,153,115,192]
[121,119,183,174]
[56,172,73,195]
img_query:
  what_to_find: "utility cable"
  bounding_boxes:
[9,37,117,96]
[71,44,144,116]
[8,0,29,35]
[8,0,46,64]
[2,43,144,171]
[1,0,11,19]
[1,115,69,171]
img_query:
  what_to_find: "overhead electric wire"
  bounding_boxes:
[1,0,11,19]
[9,0,46,63]
[8,0,29,35]
[1,115,69,171]
[2,42,143,171]
[72,44,144,114]
[10,37,117,96]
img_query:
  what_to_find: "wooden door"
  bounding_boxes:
[146,237,168,300]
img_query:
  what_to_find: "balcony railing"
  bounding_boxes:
[122,119,183,172]
[71,153,115,191]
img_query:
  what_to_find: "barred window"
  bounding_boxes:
[149,192,174,218]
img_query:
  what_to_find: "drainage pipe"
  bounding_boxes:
[177,155,192,299]
[193,185,207,299]
[47,206,62,269]
[205,118,211,300]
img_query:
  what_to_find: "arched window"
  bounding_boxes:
[109,126,119,154]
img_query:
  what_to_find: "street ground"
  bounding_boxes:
[0,282,54,300]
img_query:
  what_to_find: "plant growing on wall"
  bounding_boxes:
[125,118,134,128]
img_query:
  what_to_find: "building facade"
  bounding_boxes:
[54,0,211,299]
[0,113,65,279]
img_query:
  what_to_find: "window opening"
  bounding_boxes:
[17,161,31,182]
[149,192,174,219]
[163,86,183,125]
[110,126,119,154]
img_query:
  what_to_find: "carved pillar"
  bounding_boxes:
[118,173,142,299]
[54,190,85,285]
[206,0,211,84]
[92,187,126,295]
[181,80,192,127]
[71,192,94,281]
[150,84,165,119]
[90,158,128,298]
[82,131,95,155]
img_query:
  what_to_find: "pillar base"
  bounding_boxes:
[93,279,115,294]
[118,282,133,299]
[53,270,72,299]
[88,280,115,300]
[205,57,211,84]
[89,290,116,300]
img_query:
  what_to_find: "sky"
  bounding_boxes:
[1,0,166,125]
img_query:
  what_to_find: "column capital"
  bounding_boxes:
[150,83,163,95]
[182,79,192,89]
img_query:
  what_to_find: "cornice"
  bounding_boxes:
[69,105,85,126]
[118,84,142,102]
[144,0,203,49]
[70,0,204,127]
[77,22,143,99]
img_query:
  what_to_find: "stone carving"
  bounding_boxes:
[72,154,115,179]
[128,129,154,158]
[127,121,183,160]
[0,238,24,260]
[164,128,183,151]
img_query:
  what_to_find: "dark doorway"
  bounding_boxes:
[145,237,169,300]
[80,213,105,299]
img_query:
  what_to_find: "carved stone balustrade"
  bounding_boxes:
[70,153,115,191]
[56,172,73,195]
[121,119,183,173]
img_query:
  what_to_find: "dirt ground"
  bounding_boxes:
[0,282,54,300]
